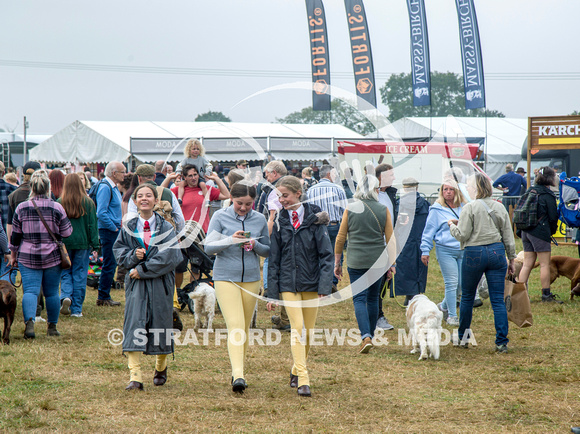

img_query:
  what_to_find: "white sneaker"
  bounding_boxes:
[437,303,449,321]
[447,316,459,326]
[376,316,394,331]
[70,313,83,318]
[35,316,47,322]
[60,298,71,315]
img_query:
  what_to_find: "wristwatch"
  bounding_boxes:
[178,198,183,205]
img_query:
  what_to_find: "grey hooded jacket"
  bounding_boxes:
[113,213,183,355]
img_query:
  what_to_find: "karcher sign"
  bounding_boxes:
[529,116,580,150]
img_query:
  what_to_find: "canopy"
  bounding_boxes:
[30,121,363,164]
[29,121,131,163]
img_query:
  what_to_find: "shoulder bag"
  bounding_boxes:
[31,199,71,269]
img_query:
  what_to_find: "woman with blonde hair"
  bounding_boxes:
[4,172,18,186]
[420,179,467,326]
[449,173,516,352]
[76,171,91,193]
[9,170,73,338]
[58,173,99,317]
[300,167,317,192]
[267,175,333,397]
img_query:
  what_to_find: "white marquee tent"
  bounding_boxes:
[389,117,528,180]
[30,121,363,164]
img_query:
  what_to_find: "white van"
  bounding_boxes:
[336,140,489,198]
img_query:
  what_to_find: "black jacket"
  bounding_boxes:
[385,186,399,222]
[393,192,430,297]
[268,204,333,299]
[523,184,558,243]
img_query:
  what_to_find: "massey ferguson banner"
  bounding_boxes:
[305,0,331,111]
[406,0,431,106]
[344,0,377,108]
[455,0,485,110]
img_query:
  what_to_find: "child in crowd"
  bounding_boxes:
[113,184,182,391]
[176,139,209,199]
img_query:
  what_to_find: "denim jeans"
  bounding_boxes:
[348,267,382,340]
[0,255,17,283]
[60,249,90,315]
[20,264,61,324]
[327,223,343,285]
[459,243,509,346]
[263,257,268,292]
[98,228,119,301]
[435,245,463,319]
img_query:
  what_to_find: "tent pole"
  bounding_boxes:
[23,116,28,165]
[484,113,488,173]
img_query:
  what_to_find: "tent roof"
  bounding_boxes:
[390,117,528,156]
[31,121,362,163]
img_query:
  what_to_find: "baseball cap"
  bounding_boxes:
[23,161,41,175]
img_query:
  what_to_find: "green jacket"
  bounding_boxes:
[57,196,99,251]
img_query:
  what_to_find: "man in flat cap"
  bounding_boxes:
[393,177,430,306]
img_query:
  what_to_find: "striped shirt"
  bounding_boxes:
[9,197,73,269]
[306,179,347,222]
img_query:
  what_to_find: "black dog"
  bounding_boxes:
[0,280,17,344]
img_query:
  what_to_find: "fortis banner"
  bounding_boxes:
[344,0,376,108]
[455,0,485,109]
[406,0,431,106]
[305,0,331,111]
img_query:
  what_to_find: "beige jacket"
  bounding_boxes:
[449,198,516,260]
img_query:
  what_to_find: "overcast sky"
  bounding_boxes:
[1,0,579,135]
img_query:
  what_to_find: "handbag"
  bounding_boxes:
[504,274,533,328]
[31,199,72,269]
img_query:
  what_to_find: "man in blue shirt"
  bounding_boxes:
[96,161,125,307]
[493,164,527,213]
[306,165,348,291]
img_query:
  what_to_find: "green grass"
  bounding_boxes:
[0,241,579,432]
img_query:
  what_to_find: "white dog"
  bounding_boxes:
[406,294,443,360]
[188,282,216,332]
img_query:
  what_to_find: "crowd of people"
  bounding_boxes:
[2,139,572,396]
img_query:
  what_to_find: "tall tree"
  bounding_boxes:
[276,99,377,135]
[570,110,580,115]
[380,71,505,122]
[194,111,231,122]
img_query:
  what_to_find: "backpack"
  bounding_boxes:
[558,172,580,228]
[513,188,540,231]
[153,186,176,229]
[88,180,113,210]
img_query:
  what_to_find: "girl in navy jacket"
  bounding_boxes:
[267,176,332,398]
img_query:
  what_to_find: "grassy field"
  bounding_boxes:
[1,241,579,432]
